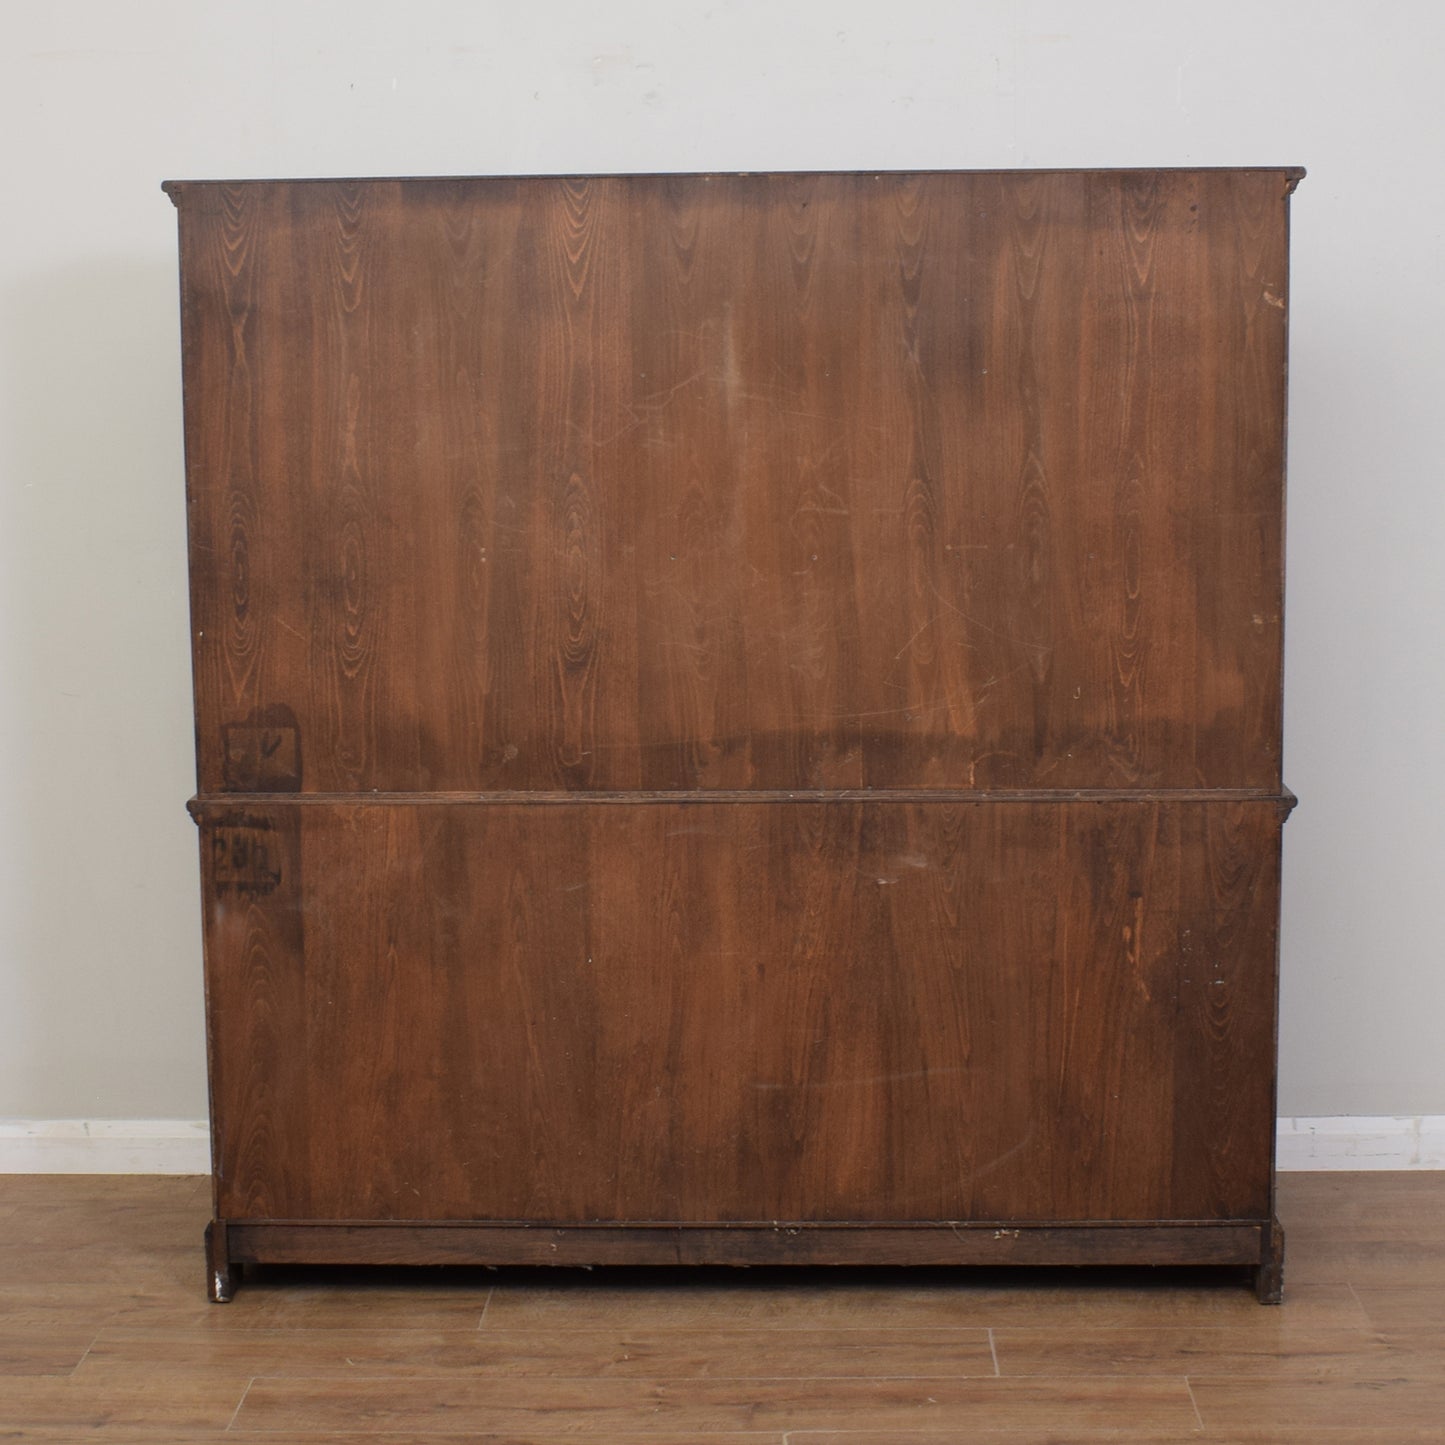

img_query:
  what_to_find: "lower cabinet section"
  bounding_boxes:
[194,795,1288,1299]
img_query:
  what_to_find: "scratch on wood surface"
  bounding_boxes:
[970,1130,1037,1182]
[810,697,959,724]
[571,367,711,450]
[753,1068,964,1091]
[929,582,1052,654]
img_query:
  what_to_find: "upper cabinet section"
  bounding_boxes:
[171,170,1296,795]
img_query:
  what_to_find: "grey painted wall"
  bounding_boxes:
[2,0,1441,1118]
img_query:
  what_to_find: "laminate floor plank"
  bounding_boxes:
[992,1322,1445,1377]
[100,1285,497,1333]
[81,1324,995,1379]
[1280,1217,1445,1287]
[1189,1374,1445,1432]
[793,1433,1445,1444]
[0,1243,195,1289]
[1351,1284,1445,1329]
[481,1273,1366,1331]
[231,1374,1201,1435]
[0,1175,206,1204]
[0,1281,219,1337]
[0,1287,111,1367]
[0,1435,781,1445]
[4,1190,206,1222]
[1274,1171,1445,1286]
[3,1173,1445,1440]
[0,1366,251,1435]
[0,1328,98,1377]
[1275,1170,1445,1225]
[1284,1248,1445,1287]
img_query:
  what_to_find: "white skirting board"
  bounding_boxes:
[0,1120,211,1174]
[1275,1116,1445,1170]
[1,1117,1443,1174]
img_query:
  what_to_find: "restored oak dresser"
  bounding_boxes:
[165,168,1301,1302]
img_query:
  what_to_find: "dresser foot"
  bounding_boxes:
[1254,1217,1284,1304]
[206,1220,236,1303]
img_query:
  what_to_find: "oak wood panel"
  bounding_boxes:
[197,798,1282,1227]
[171,170,1293,795]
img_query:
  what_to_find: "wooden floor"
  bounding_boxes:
[1,1174,1443,1441]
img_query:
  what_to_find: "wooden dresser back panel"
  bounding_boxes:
[175,171,1290,794]
[199,798,1281,1226]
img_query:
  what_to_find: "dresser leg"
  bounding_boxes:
[206,1220,236,1303]
[1254,1216,1284,1304]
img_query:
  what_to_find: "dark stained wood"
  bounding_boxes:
[203,1220,232,1304]
[170,171,1294,796]
[194,798,1282,1227]
[1256,1216,1285,1303]
[225,1221,1264,1269]
[185,785,1298,808]
[167,168,1299,1298]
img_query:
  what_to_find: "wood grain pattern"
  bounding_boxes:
[81,1323,996,1379]
[0,1325,95,1377]
[200,809,309,1221]
[169,168,1298,1293]
[231,1373,1202,1436]
[1189,1375,1445,1435]
[798,1433,1445,1445]
[477,1274,1366,1332]
[994,1324,1423,1378]
[14,1174,1445,1442]
[224,1222,1265,1270]
[0,1365,251,1436]
[195,798,1282,1227]
[171,171,1294,794]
